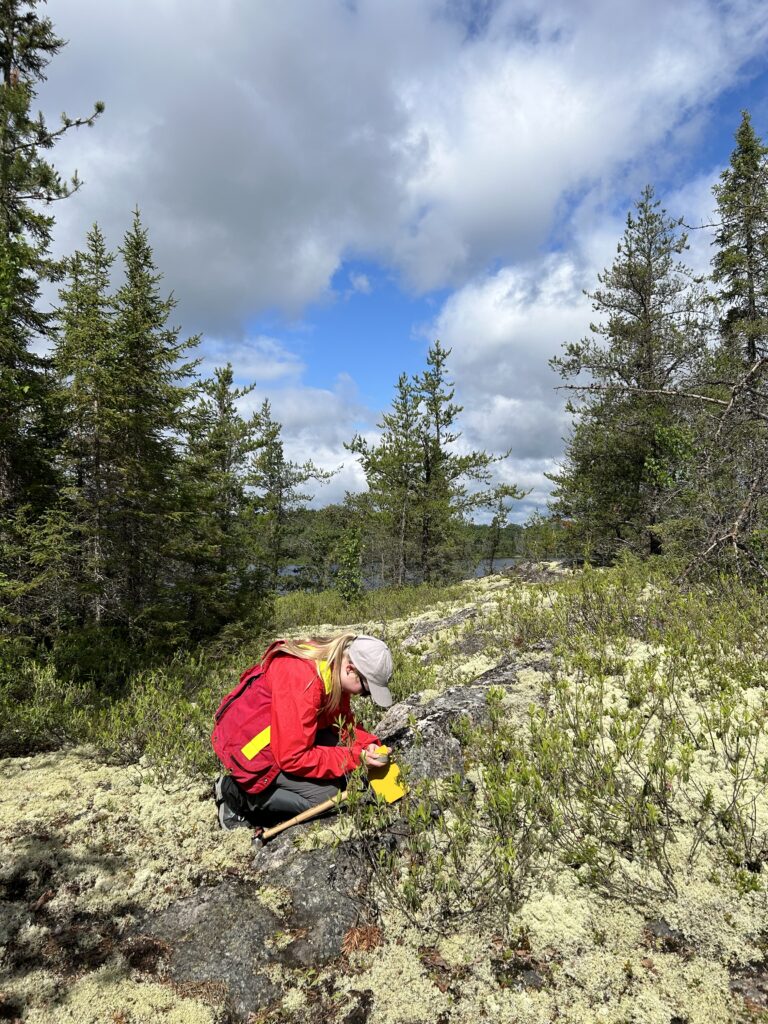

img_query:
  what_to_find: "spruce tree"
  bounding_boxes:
[289,503,348,591]
[178,364,266,638]
[109,210,198,641]
[415,340,502,580]
[485,484,522,574]
[689,112,768,576]
[550,186,707,559]
[249,399,330,590]
[712,111,768,366]
[349,342,514,584]
[334,525,363,602]
[0,0,102,508]
[54,225,117,627]
[346,373,425,586]
[0,1,101,652]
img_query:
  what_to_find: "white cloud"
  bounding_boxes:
[233,372,369,504]
[42,0,768,335]
[665,171,721,277]
[427,168,726,511]
[423,240,611,512]
[200,335,305,386]
[349,272,372,295]
[431,252,594,420]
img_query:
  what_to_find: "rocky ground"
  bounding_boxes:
[2,566,768,1023]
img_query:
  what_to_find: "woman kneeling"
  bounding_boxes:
[212,633,393,830]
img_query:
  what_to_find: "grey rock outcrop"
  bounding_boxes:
[376,656,548,782]
[140,841,370,1021]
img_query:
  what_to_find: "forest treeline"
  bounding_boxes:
[2,2,768,689]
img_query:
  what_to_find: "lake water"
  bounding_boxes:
[278,556,522,591]
[473,556,521,577]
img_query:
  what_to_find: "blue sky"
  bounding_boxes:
[40,0,768,519]
[247,261,450,412]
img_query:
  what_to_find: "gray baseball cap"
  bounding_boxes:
[348,635,394,707]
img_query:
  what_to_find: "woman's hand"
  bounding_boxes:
[361,743,389,768]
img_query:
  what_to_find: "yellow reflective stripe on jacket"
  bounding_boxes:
[241,726,271,760]
[317,659,332,695]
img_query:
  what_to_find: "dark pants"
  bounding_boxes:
[222,728,346,826]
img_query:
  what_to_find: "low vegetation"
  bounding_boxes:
[4,559,768,1021]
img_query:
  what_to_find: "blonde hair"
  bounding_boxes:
[271,632,357,714]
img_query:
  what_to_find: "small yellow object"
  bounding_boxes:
[374,744,390,762]
[368,754,408,803]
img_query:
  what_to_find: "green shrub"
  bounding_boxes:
[83,653,239,776]
[273,581,465,632]
[0,661,95,756]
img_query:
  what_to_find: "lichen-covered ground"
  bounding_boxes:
[3,566,768,1023]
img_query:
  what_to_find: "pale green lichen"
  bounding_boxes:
[0,747,255,1022]
[515,664,549,683]
[264,929,295,951]
[517,876,592,954]
[0,749,253,918]
[280,985,308,1013]
[317,881,740,1024]
[437,928,491,967]
[338,937,453,1024]
[22,962,221,1024]
[291,813,357,851]
[1,967,61,1011]
[418,687,441,705]
[256,883,293,919]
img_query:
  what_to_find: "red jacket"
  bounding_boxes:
[211,643,379,795]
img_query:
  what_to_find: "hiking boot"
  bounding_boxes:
[213,774,250,831]
[218,801,251,831]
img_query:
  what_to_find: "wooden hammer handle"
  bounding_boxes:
[259,790,348,843]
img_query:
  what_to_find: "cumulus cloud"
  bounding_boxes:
[43,0,768,335]
[424,243,615,516]
[348,272,372,295]
[665,172,721,277]
[430,253,594,437]
[235,372,369,505]
[200,335,305,386]
[426,167,726,516]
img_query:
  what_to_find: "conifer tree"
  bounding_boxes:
[349,342,514,584]
[687,112,768,576]
[415,340,502,580]
[249,399,330,590]
[550,186,707,559]
[712,111,768,366]
[289,503,348,591]
[0,0,102,508]
[347,373,424,586]
[0,1,102,650]
[334,525,363,602]
[109,210,198,640]
[485,484,522,573]
[177,364,266,637]
[54,225,117,626]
